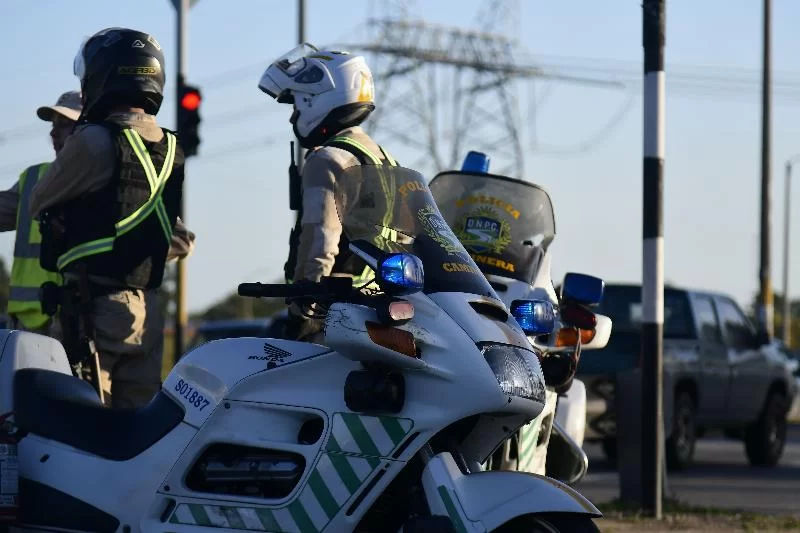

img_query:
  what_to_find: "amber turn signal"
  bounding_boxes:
[366,322,419,358]
[554,327,596,347]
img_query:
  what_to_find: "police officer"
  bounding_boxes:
[0,91,84,338]
[258,44,398,341]
[30,27,195,408]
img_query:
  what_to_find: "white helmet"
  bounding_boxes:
[258,43,376,148]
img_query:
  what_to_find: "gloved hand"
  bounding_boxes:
[283,313,324,342]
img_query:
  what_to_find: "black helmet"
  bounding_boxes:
[74,27,166,121]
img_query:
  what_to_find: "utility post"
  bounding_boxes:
[642,0,666,520]
[759,0,774,337]
[784,156,800,346]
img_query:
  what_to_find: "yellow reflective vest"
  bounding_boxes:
[8,163,63,329]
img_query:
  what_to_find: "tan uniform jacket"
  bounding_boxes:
[293,126,384,283]
[28,111,195,263]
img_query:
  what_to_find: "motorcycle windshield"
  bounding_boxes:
[429,171,556,285]
[334,165,500,300]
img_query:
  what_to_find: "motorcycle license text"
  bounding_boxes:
[174,378,211,411]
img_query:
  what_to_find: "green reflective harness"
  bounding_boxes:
[286,135,398,287]
[56,129,177,271]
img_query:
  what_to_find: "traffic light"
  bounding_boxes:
[177,81,202,157]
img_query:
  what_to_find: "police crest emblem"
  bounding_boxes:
[455,206,512,255]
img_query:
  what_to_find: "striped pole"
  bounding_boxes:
[642,0,665,520]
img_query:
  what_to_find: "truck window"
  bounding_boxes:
[692,295,722,344]
[595,285,694,339]
[715,297,755,350]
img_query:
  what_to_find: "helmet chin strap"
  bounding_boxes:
[293,103,375,150]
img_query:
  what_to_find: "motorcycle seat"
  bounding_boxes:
[13,368,185,461]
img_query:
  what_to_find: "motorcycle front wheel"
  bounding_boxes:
[492,512,601,533]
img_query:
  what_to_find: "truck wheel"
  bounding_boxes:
[666,391,696,471]
[745,390,788,467]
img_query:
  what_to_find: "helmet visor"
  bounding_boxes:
[73,28,125,80]
[73,36,90,79]
[272,43,318,77]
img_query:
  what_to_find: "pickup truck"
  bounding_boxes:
[577,282,798,470]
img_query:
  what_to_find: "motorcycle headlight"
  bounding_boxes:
[482,344,546,403]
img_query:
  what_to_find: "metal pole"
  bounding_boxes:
[759,0,773,337]
[784,161,793,346]
[296,0,306,173]
[642,0,665,520]
[174,0,189,359]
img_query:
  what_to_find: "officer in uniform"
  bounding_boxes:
[30,27,195,408]
[0,91,83,338]
[258,44,398,342]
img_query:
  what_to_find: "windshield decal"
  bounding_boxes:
[442,262,482,274]
[454,206,512,255]
[455,195,521,220]
[417,205,463,255]
[471,254,516,273]
[398,180,427,197]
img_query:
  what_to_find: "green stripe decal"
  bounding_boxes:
[326,433,342,452]
[341,413,381,457]
[255,508,280,530]
[438,486,468,533]
[328,453,361,493]
[521,421,542,460]
[165,415,414,531]
[309,469,340,519]
[380,416,407,445]
[222,507,246,528]
[288,500,318,533]
[189,503,212,526]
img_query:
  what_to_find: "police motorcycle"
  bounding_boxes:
[429,152,612,486]
[0,164,603,532]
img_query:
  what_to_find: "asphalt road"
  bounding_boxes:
[575,425,800,516]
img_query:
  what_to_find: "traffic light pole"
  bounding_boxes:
[175,0,189,360]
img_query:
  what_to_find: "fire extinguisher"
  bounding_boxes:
[0,412,19,525]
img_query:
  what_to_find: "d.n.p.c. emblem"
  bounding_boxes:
[455,206,512,255]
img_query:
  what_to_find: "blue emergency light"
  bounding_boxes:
[510,299,556,336]
[461,151,491,174]
[378,253,425,295]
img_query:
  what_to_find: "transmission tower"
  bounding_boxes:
[335,0,623,178]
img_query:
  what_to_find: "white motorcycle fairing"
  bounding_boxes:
[554,377,587,447]
[422,453,600,532]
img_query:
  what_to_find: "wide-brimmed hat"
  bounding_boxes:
[36,90,82,122]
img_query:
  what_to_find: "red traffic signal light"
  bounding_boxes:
[177,81,202,157]
[181,90,201,111]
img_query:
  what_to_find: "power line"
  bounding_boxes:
[3,54,799,145]
[0,135,287,180]
[0,100,279,146]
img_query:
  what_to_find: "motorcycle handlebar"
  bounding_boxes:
[237,282,321,298]
[238,277,355,300]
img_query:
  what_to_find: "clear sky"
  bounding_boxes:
[1,0,799,314]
